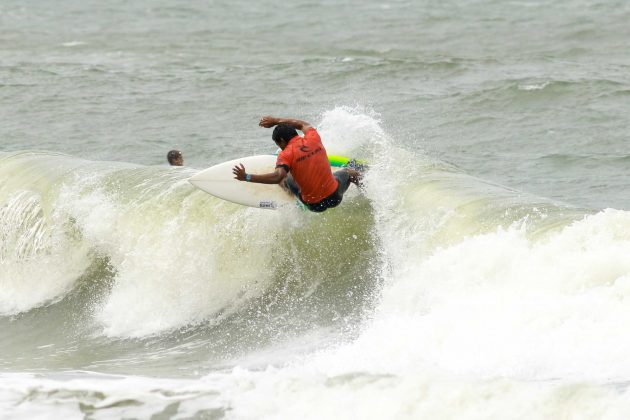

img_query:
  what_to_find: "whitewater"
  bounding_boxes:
[3,108,630,418]
[2,0,630,418]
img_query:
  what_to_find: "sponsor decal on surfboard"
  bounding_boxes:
[258,201,277,209]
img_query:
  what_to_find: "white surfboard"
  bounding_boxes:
[188,155,295,209]
[189,154,366,210]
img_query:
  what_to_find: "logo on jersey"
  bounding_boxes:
[296,146,323,162]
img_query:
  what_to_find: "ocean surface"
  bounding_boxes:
[2,0,630,418]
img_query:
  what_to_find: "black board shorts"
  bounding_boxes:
[285,170,352,213]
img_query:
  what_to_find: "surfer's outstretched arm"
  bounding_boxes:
[259,116,312,133]
[232,163,287,184]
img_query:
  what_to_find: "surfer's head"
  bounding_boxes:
[272,124,298,150]
[167,150,183,166]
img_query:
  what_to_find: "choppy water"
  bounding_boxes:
[2,0,630,419]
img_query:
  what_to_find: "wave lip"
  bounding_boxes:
[0,164,92,315]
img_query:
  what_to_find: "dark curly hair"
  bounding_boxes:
[272,124,298,144]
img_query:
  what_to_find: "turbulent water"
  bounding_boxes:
[2,0,630,419]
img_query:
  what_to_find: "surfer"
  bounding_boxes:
[167,150,184,166]
[232,116,361,212]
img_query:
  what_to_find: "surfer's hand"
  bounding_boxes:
[232,163,247,181]
[259,116,277,128]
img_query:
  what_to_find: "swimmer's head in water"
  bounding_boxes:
[167,150,183,166]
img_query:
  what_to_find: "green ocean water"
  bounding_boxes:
[2,1,630,418]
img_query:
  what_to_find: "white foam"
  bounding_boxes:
[365,209,630,382]
[518,81,550,91]
[0,190,91,315]
[206,208,630,419]
[61,41,86,47]
[317,105,385,156]
[59,175,286,338]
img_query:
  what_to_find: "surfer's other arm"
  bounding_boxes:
[259,116,312,133]
[232,163,287,184]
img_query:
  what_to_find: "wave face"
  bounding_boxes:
[0,151,380,341]
[3,109,630,418]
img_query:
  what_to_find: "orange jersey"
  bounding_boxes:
[275,128,338,203]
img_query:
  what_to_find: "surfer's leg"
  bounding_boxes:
[302,170,355,213]
[284,175,301,198]
[310,169,358,212]
[333,170,353,195]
